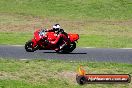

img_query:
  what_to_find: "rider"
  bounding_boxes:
[46,24,62,34]
[47,24,69,50]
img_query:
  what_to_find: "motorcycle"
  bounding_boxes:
[25,29,79,53]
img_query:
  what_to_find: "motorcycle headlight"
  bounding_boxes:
[39,35,42,38]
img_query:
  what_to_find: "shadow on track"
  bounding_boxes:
[43,52,87,54]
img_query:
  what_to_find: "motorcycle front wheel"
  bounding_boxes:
[25,40,38,52]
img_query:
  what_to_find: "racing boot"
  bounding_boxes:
[55,42,66,51]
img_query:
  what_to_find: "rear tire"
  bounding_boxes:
[68,42,76,52]
[56,42,76,53]
[25,40,37,52]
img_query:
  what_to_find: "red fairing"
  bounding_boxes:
[50,34,67,44]
[31,38,37,47]
[68,34,79,42]
[46,32,57,41]
[34,29,41,41]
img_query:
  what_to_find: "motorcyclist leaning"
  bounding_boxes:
[47,24,64,34]
[47,24,69,51]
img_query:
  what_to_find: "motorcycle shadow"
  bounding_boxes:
[60,53,87,54]
[43,52,87,54]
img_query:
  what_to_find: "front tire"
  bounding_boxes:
[25,40,37,52]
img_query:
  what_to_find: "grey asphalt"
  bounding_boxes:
[0,45,132,63]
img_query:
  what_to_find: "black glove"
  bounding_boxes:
[59,29,64,33]
[45,40,49,44]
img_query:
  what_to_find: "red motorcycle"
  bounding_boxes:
[25,29,79,53]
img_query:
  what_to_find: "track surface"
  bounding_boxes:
[0,45,132,63]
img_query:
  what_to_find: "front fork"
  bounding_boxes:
[31,38,38,47]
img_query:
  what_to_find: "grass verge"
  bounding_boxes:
[0,13,132,48]
[0,32,32,45]
[0,32,132,48]
[0,0,132,48]
[0,58,132,88]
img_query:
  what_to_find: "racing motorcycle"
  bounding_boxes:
[25,29,79,53]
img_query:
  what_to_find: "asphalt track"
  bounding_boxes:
[0,45,132,63]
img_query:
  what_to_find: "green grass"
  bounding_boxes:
[0,32,132,48]
[0,58,132,88]
[0,1,131,88]
[78,34,132,48]
[0,0,132,48]
[0,0,132,20]
[0,80,51,88]
[0,32,32,45]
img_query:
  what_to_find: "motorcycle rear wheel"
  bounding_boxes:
[56,42,76,53]
[68,42,76,52]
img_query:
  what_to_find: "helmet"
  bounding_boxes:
[53,24,60,31]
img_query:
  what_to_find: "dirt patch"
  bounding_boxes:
[0,71,19,80]
[58,71,77,83]
[0,13,132,34]
[0,24,33,32]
